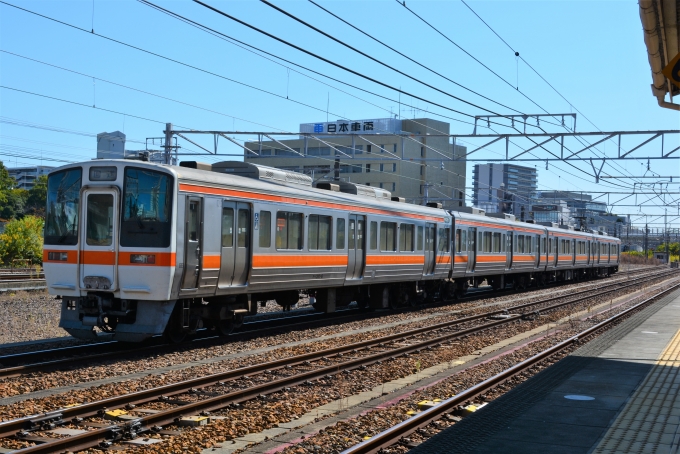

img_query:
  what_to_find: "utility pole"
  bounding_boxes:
[164,123,173,165]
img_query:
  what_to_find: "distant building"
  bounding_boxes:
[97,131,126,159]
[242,117,467,209]
[532,191,626,236]
[472,163,537,219]
[7,165,54,190]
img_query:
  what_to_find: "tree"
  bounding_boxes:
[0,215,44,266]
[25,174,47,218]
[0,161,27,220]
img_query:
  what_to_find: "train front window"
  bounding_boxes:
[121,167,173,248]
[45,168,82,245]
[86,194,113,246]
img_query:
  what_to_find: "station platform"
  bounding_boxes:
[411,286,680,454]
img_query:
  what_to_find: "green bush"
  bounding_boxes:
[0,215,44,266]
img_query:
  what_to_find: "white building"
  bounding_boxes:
[7,165,54,190]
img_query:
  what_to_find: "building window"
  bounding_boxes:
[420,166,424,176]
[392,163,397,172]
[392,183,396,191]
[393,144,398,154]
[379,163,384,172]
[379,182,384,189]
[421,147,425,157]
[380,144,385,153]
[367,145,372,153]
[366,164,371,173]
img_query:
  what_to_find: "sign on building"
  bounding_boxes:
[300,118,402,135]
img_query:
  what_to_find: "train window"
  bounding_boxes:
[517,235,525,253]
[121,167,173,248]
[370,221,378,250]
[276,211,303,250]
[400,223,415,252]
[542,238,547,254]
[461,230,467,252]
[438,228,450,252]
[502,234,506,253]
[259,211,271,248]
[483,232,492,253]
[380,222,397,252]
[221,207,234,247]
[188,202,199,242]
[478,232,483,252]
[46,167,82,246]
[308,215,332,251]
[417,226,424,251]
[237,209,249,248]
[86,193,113,246]
[493,232,501,253]
[336,218,346,249]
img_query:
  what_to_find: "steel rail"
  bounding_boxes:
[4,272,676,451]
[340,282,680,454]
[0,269,662,381]
[0,268,654,379]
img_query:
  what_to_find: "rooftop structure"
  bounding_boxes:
[243,117,467,209]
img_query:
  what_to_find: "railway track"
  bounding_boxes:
[0,273,44,281]
[0,269,676,453]
[0,268,658,380]
[339,281,680,454]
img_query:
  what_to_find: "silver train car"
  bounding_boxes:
[43,159,620,342]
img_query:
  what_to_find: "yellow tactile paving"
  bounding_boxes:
[593,326,680,454]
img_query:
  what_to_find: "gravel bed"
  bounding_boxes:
[0,270,659,402]
[0,275,674,454]
[0,290,67,345]
[0,269,666,407]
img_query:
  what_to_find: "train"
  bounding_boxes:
[43,159,620,342]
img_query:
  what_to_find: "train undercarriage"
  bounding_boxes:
[59,265,619,343]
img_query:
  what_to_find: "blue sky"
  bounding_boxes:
[1,0,678,229]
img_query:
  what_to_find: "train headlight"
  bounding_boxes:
[130,254,156,264]
[47,252,69,261]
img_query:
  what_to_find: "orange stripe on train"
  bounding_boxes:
[253,254,348,268]
[179,183,444,223]
[366,255,425,265]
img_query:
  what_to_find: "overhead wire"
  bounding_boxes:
[458,0,648,188]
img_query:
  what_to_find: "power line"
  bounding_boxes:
[137,0,485,129]
[260,0,541,122]
[193,0,527,130]
[458,0,646,189]
[307,0,528,118]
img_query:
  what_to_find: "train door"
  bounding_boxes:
[218,202,251,287]
[424,223,437,275]
[80,188,119,291]
[553,237,558,267]
[587,240,591,264]
[181,197,202,290]
[346,214,366,279]
[505,230,513,270]
[535,235,541,268]
[467,227,477,272]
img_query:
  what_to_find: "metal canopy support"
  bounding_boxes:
[590,158,606,183]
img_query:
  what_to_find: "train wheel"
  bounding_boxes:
[165,327,187,343]
[217,319,235,336]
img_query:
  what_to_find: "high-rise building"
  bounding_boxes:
[243,117,467,209]
[472,163,537,219]
[7,165,54,190]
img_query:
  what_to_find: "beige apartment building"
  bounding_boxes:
[244,117,467,209]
